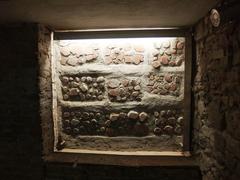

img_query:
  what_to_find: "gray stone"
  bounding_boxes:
[139,112,148,122]
[96,76,105,83]
[71,119,80,126]
[81,76,86,82]
[134,85,141,91]
[97,95,104,101]
[154,111,160,117]
[86,76,93,83]
[79,83,88,92]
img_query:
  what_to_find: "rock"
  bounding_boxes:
[152,89,161,94]
[96,76,105,83]
[82,112,89,119]
[133,54,144,64]
[107,80,119,88]
[86,76,93,83]
[110,53,117,59]
[91,119,98,125]
[134,45,145,52]
[134,85,141,91]
[160,110,166,117]
[176,56,183,66]
[121,79,129,87]
[168,117,176,125]
[81,76,86,82]
[164,125,174,134]
[119,112,127,119]
[63,112,70,118]
[97,95,104,101]
[60,57,68,65]
[160,55,169,65]
[105,120,111,127]
[110,113,119,121]
[169,83,177,91]
[121,97,127,101]
[108,88,119,97]
[152,60,161,69]
[93,83,98,88]
[124,55,132,63]
[159,49,164,55]
[79,93,85,101]
[63,94,69,100]
[62,86,68,93]
[152,49,159,56]
[79,83,88,92]
[75,77,80,82]
[105,56,112,64]
[71,119,80,126]
[163,41,170,48]
[85,54,95,62]
[72,82,79,87]
[127,111,139,119]
[139,112,148,122]
[100,127,106,133]
[177,117,184,125]
[169,61,176,66]
[154,42,162,49]
[98,82,105,90]
[167,110,172,116]
[69,88,79,96]
[165,74,173,83]
[165,49,172,55]
[73,128,79,134]
[67,57,78,66]
[60,47,71,57]
[154,127,162,135]
[154,111,159,117]
[174,125,182,135]
[132,91,139,97]
[164,83,171,90]
[158,89,167,95]
[119,88,126,97]
[177,41,184,49]
[62,76,69,85]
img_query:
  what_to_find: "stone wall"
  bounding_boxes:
[53,38,186,151]
[193,9,240,180]
[0,23,201,180]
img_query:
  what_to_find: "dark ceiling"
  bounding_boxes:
[0,0,219,30]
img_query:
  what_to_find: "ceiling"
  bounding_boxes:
[0,0,219,30]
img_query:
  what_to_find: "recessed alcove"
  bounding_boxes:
[40,29,192,165]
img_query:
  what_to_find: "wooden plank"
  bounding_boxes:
[183,29,193,152]
[54,28,188,40]
[44,151,196,167]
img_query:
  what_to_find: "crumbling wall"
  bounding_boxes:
[193,11,240,180]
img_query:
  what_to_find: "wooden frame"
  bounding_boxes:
[41,28,193,166]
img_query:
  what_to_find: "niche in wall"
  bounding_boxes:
[41,29,192,165]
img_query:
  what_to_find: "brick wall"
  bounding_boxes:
[193,6,240,180]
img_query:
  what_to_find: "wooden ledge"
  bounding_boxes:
[44,149,196,166]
